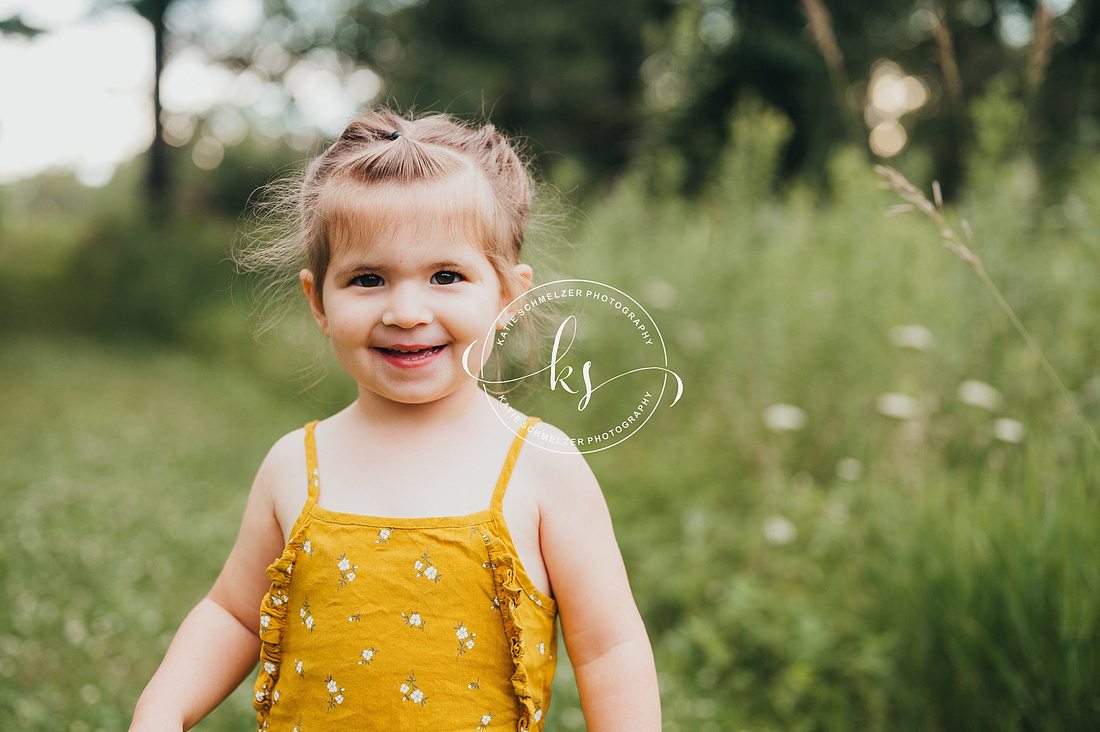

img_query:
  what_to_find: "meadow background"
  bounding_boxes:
[3,1,1100,730]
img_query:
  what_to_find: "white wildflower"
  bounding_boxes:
[836,457,863,481]
[411,689,424,704]
[400,684,410,694]
[346,572,355,581]
[763,403,807,432]
[826,501,850,525]
[424,566,438,580]
[889,324,935,350]
[644,280,678,310]
[415,560,424,571]
[263,662,276,674]
[876,392,922,420]
[762,515,798,545]
[327,679,337,693]
[959,379,1002,411]
[993,417,1025,443]
[338,557,351,571]
[456,625,468,640]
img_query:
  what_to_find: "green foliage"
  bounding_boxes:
[4,91,1100,731]
[63,214,236,340]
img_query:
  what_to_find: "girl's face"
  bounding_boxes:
[301,210,530,409]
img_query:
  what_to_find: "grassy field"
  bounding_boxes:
[4,96,1100,730]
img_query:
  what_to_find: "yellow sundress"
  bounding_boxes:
[252,418,558,731]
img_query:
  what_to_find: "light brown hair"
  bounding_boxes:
[237,109,538,329]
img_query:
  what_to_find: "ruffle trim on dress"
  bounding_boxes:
[485,535,535,730]
[252,534,303,725]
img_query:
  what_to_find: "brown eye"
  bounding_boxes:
[431,271,464,285]
[351,273,383,288]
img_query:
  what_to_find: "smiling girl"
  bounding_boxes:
[128,110,661,731]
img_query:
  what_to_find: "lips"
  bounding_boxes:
[375,344,447,367]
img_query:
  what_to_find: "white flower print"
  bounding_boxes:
[534,708,542,723]
[260,614,270,629]
[537,642,545,655]
[455,622,477,658]
[302,539,312,557]
[294,658,304,676]
[478,713,495,729]
[325,675,345,710]
[263,661,276,674]
[272,690,280,704]
[300,599,315,632]
[337,553,358,588]
[358,647,377,665]
[402,611,426,630]
[401,673,428,707]
[415,547,442,583]
[376,527,392,544]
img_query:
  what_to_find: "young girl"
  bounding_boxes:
[129,110,661,732]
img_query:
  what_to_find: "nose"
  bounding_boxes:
[382,281,434,328]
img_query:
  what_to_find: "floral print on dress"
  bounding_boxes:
[300,598,315,632]
[455,622,477,658]
[533,708,543,724]
[357,647,377,665]
[468,677,480,690]
[402,611,426,630]
[414,547,442,583]
[325,675,345,711]
[477,713,495,729]
[294,658,304,677]
[302,539,313,557]
[537,642,545,655]
[376,528,392,544]
[337,553,357,588]
[400,672,427,706]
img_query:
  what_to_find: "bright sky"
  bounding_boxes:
[0,0,158,185]
[0,0,1078,186]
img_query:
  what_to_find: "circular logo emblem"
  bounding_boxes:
[464,279,683,453]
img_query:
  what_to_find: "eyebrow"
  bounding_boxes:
[335,260,476,275]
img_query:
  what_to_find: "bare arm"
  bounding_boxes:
[129,438,293,731]
[538,444,661,731]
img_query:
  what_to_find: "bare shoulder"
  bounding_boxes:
[254,427,310,534]
[520,421,602,507]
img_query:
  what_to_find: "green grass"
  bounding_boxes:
[4,93,1100,730]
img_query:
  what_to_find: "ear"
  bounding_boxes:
[300,269,329,336]
[496,263,533,329]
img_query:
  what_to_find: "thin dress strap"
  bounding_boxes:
[303,420,321,509]
[490,417,541,516]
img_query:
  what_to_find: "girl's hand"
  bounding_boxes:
[530,429,662,731]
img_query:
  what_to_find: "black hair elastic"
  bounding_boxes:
[388,130,403,140]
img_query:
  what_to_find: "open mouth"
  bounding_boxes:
[376,345,446,363]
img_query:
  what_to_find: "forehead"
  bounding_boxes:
[322,170,499,264]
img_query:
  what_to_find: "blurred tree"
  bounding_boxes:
[124,0,173,219]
